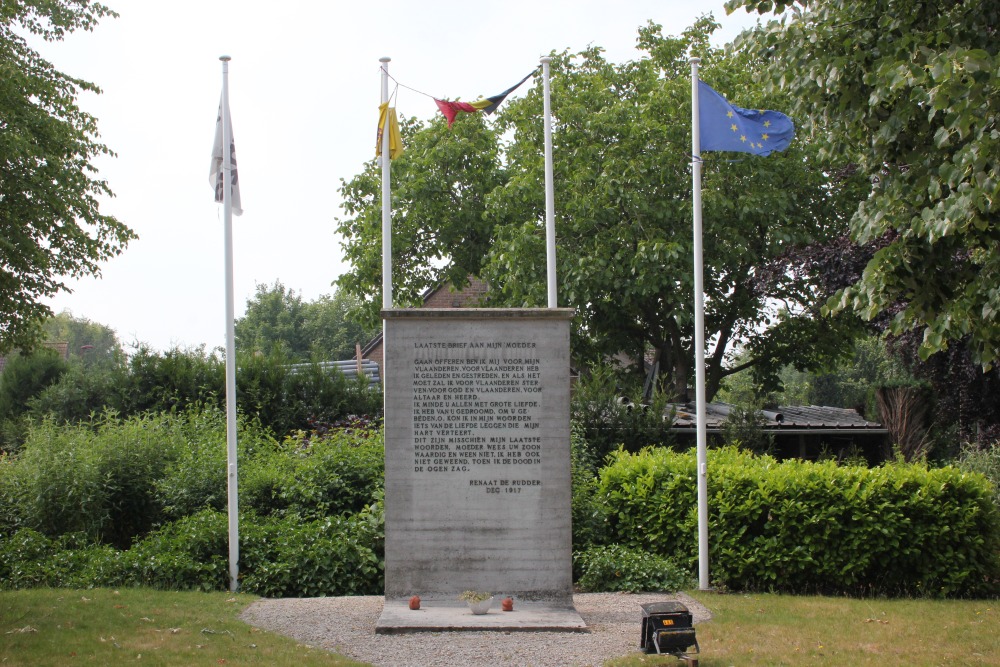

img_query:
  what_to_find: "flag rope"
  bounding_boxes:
[381,67,540,106]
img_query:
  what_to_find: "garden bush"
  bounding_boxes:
[570,423,611,549]
[155,407,277,519]
[241,498,384,597]
[956,442,1000,508]
[599,446,1000,597]
[573,544,692,592]
[0,529,121,589]
[2,413,183,547]
[570,365,675,466]
[280,427,384,518]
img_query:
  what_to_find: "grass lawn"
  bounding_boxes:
[2,588,997,666]
[0,588,365,667]
[609,591,999,667]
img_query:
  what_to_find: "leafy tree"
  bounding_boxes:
[0,347,67,419]
[0,2,137,355]
[234,281,310,358]
[303,290,380,360]
[41,311,122,365]
[728,0,1000,366]
[235,281,379,361]
[336,111,506,322]
[337,18,865,400]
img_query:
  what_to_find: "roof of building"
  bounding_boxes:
[668,401,887,434]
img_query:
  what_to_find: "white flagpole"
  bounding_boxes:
[541,57,557,308]
[220,55,240,593]
[380,57,392,310]
[690,56,710,591]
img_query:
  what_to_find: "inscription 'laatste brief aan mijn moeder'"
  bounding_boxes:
[409,339,544,488]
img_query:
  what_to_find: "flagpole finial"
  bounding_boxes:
[689,56,701,65]
[219,55,231,62]
[540,56,551,64]
[380,56,391,63]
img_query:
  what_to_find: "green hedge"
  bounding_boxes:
[599,446,1000,597]
[0,502,385,596]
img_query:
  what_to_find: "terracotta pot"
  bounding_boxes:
[501,597,514,612]
[409,595,421,610]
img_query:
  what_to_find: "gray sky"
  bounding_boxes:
[37,0,762,352]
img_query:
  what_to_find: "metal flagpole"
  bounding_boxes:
[541,57,557,309]
[690,56,710,591]
[220,55,240,593]
[380,57,392,311]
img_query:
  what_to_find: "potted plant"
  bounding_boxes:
[459,590,493,615]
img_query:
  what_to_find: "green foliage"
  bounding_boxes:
[26,361,121,424]
[4,413,185,548]
[0,349,68,421]
[154,408,276,520]
[119,509,228,591]
[236,282,378,361]
[956,443,1000,509]
[600,446,1000,596]
[570,423,611,549]
[0,529,120,589]
[302,290,380,361]
[730,0,1000,366]
[235,281,311,357]
[242,423,384,519]
[237,348,380,438]
[0,2,136,355]
[0,348,68,451]
[241,503,384,598]
[117,345,224,415]
[336,112,506,324]
[42,312,122,365]
[719,335,912,418]
[0,419,387,596]
[573,544,692,593]
[570,365,675,465]
[24,343,381,441]
[720,403,774,455]
[337,20,864,399]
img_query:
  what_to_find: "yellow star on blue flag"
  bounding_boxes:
[698,81,794,156]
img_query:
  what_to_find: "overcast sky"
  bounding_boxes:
[36,1,763,353]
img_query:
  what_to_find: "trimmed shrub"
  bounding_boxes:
[599,446,1000,597]
[573,544,692,593]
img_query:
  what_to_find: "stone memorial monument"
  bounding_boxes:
[377,308,584,632]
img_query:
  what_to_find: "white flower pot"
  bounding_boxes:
[468,597,494,615]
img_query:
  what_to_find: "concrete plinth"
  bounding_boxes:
[376,599,588,634]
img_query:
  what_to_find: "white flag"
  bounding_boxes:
[209,98,243,216]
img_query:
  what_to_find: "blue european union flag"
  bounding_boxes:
[698,81,794,156]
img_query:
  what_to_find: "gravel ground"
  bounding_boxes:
[240,592,711,667]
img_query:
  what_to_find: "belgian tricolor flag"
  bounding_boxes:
[434,70,536,128]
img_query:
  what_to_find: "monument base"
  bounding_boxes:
[375,598,588,634]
